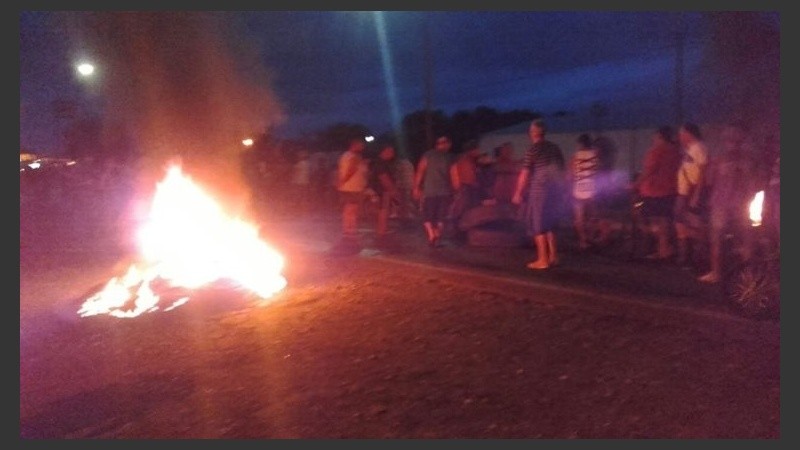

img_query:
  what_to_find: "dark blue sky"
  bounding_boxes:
[19,11,779,154]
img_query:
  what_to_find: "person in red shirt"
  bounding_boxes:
[633,126,682,260]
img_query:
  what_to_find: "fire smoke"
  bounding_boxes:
[63,11,284,216]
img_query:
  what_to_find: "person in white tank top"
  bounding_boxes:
[568,133,600,249]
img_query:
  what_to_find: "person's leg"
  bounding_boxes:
[434,222,445,241]
[574,199,589,249]
[526,188,549,268]
[698,228,721,283]
[653,217,673,258]
[423,221,436,244]
[737,214,755,262]
[528,233,550,269]
[433,195,449,245]
[546,231,559,265]
[674,195,690,266]
[377,192,391,236]
[421,197,437,244]
[343,202,359,237]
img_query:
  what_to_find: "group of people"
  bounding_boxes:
[633,121,781,283]
[331,118,780,283]
[557,119,779,283]
[333,133,507,249]
[335,136,417,243]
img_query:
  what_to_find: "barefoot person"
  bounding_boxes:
[413,134,458,247]
[512,119,566,269]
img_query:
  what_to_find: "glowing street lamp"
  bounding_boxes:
[76,62,95,77]
[364,135,375,142]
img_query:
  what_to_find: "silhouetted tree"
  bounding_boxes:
[402,109,449,164]
[443,107,540,155]
[314,122,372,154]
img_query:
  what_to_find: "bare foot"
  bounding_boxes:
[698,271,720,283]
[527,260,550,270]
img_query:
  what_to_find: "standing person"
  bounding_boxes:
[633,126,682,260]
[449,139,482,223]
[393,151,417,223]
[413,134,458,247]
[697,124,757,283]
[512,119,566,269]
[372,142,399,238]
[337,136,369,243]
[475,152,496,204]
[765,136,780,239]
[674,122,709,268]
[290,149,312,215]
[492,142,519,204]
[567,133,601,250]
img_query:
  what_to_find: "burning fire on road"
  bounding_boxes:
[78,164,287,318]
[749,190,765,227]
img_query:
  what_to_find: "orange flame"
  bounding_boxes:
[78,165,286,318]
[749,190,764,227]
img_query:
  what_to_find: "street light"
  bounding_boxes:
[76,62,95,77]
[422,13,433,151]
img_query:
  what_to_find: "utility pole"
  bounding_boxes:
[423,13,433,151]
[675,13,685,125]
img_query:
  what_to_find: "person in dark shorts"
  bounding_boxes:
[413,134,457,247]
[371,142,399,237]
[633,126,682,260]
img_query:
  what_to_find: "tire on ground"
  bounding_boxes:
[458,204,520,231]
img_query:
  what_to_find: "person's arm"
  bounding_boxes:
[450,161,461,191]
[634,148,656,191]
[413,156,428,200]
[689,146,709,208]
[511,168,530,205]
[690,163,707,209]
[339,154,359,187]
[566,153,577,184]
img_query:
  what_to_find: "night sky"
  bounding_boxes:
[20,11,779,155]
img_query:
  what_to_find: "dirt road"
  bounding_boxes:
[20,247,779,438]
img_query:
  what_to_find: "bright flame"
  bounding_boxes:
[78,164,287,318]
[749,190,764,227]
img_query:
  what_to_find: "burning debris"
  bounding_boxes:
[79,164,286,318]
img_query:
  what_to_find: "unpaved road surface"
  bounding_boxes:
[21,243,779,438]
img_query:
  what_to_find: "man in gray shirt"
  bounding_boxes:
[413,134,459,247]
